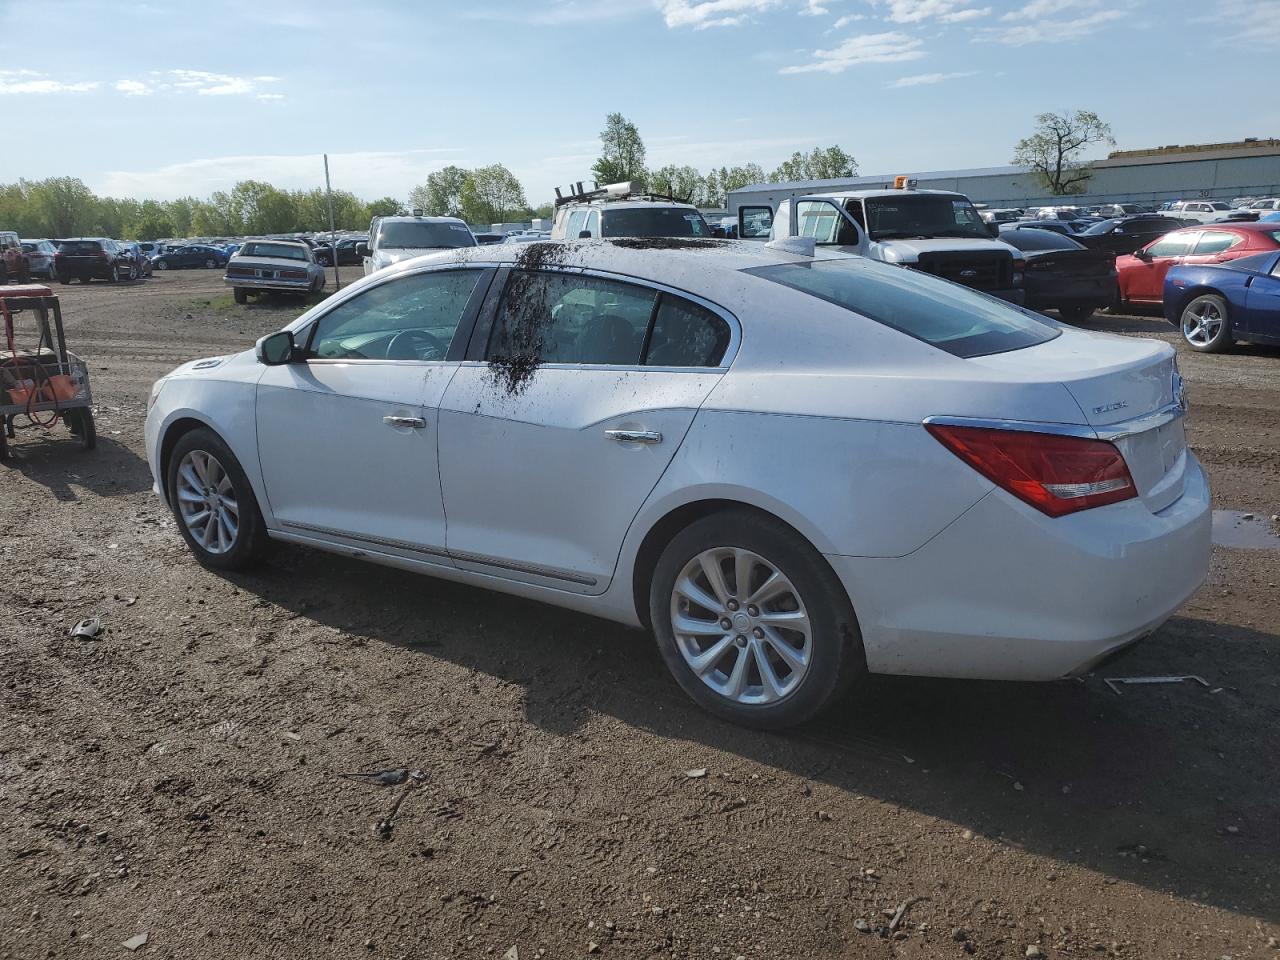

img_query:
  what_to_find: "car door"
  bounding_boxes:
[1126,231,1198,301]
[256,266,493,562]
[437,267,736,593]
[1244,254,1280,342]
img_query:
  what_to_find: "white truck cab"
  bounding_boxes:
[360,214,476,275]
[551,180,714,241]
[739,181,1023,303]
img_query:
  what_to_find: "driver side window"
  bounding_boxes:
[309,269,483,361]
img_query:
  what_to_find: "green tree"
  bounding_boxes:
[163,197,197,237]
[366,196,405,218]
[703,169,723,208]
[459,164,529,224]
[129,200,175,241]
[409,165,469,217]
[592,112,647,185]
[768,147,855,183]
[30,177,97,236]
[648,164,705,203]
[718,164,766,195]
[1012,110,1114,196]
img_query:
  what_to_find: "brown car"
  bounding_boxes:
[0,231,31,284]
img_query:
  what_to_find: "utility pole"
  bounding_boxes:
[324,153,339,289]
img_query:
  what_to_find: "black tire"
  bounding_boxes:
[1179,293,1234,353]
[59,275,70,285]
[649,509,864,730]
[233,287,248,305]
[156,260,169,271]
[166,427,268,570]
[107,265,119,284]
[66,408,97,450]
[1057,304,1096,323]
[204,258,217,269]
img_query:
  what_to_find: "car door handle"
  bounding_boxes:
[605,429,662,444]
[383,415,426,429]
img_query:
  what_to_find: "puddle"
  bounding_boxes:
[1212,510,1280,550]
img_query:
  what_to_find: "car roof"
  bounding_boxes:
[809,188,963,201]
[244,238,308,246]
[377,215,467,224]
[562,199,701,211]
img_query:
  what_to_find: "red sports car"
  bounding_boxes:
[1116,222,1280,308]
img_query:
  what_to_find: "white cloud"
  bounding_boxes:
[659,0,780,29]
[780,30,925,73]
[878,0,989,22]
[168,70,275,96]
[800,0,830,14]
[832,12,867,25]
[974,6,1122,43]
[0,71,99,95]
[256,93,285,101]
[95,148,466,202]
[886,69,977,86]
[115,79,152,96]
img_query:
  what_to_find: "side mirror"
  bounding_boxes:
[987,222,1001,238]
[578,229,593,239]
[256,330,296,366]
[356,243,370,257]
[1134,247,1152,262]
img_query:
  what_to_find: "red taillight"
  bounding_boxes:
[98,250,108,259]
[926,423,1136,517]
[227,266,253,277]
[281,269,306,279]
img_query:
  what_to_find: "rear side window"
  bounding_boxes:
[600,208,709,238]
[743,258,1059,358]
[489,271,656,365]
[644,297,731,367]
[1193,232,1242,255]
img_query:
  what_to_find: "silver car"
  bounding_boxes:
[224,240,326,303]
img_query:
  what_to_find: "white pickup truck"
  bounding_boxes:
[738,184,1023,303]
[1165,200,1234,223]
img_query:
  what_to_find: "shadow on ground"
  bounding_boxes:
[222,545,1280,925]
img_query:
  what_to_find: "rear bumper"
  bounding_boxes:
[224,276,311,292]
[1024,276,1116,309]
[827,453,1211,681]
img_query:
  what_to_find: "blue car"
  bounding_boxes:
[152,244,228,271]
[1164,251,1280,352]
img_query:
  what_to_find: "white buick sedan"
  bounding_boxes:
[145,239,1210,728]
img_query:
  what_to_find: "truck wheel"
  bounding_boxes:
[233,288,248,305]
[1057,304,1095,323]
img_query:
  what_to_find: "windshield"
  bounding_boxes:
[601,207,710,238]
[862,194,991,241]
[375,220,476,250]
[743,257,1059,358]
[240,242,308,260]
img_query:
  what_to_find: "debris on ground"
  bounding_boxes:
[70,617,102,639]
[684,768,707,779]
[1102,675,1211,696]
[888,896,929,932]
[121,932,149,951]
[339,768,425,787]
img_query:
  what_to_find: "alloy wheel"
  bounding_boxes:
[1182,300,1222,346]
[669,547,812,705]
[176,450,240,555]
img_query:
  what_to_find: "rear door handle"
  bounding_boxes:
[384,415,426,429]
[605,429,662,444]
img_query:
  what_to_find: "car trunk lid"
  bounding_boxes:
[971,329,1186,512]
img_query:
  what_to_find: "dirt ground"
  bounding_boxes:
[1,268,1277,960]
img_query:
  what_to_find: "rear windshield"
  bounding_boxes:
[60,241,103,255]
[743,258,1060,358]
[240,242,308,261]
[376,221,476,250]
[601,208,710,238]
[1000,229,1085,252]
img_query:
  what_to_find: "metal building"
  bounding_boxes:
[726,140,1280,214]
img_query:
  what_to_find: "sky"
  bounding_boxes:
[1,0,1277,206]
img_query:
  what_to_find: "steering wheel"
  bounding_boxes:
[385,329,446,361]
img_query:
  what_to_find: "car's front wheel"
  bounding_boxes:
[1180,293,1233,353]
[167,428,268,570]
[650,509,863,729]
[204,258,217,269]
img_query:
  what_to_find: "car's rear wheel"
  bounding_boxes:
[156,260,169,271]
[1181,293,1233,353]
[650,509,863,729]
[167,428,267,570]
[204,258,217,269]
[107,265,120,284]
[1057,304,1095,323]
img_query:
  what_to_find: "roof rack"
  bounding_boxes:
[553,180,694,208]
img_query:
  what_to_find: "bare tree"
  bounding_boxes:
[1012,110,1115,196]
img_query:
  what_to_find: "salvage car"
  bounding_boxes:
[312,236,367,267]
[20,239,58,279]
[145,239,1209,729]
[1163,250,1280,352]
[1073,216,1185,256]
[998,226,1117,322]
[551,181,714,241]
[224,239,325,303]
[153,244,227,271]
[53,238,136,283]
[1,231,30,284]
[1116,223,1280,309]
